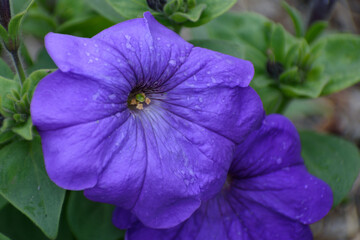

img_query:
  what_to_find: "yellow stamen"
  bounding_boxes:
[145,98,151,105]
[130,99,137,105]
[136,103,144,110]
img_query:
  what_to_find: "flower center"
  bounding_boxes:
[223,174,233,191]
[127,92,151,110]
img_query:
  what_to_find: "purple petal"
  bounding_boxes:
[126,194,313,240]
[125,115,331,239]
[92,12,193,89]
[31,71,128,131]
[233,165,333,225]
[164,86,264,144]
[232,114,303,177]
[84,103,235,228]
[112,207,137,229]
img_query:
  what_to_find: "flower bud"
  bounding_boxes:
[308,0,337,26]
[146,0,167,12]
[266,60,284,80]
[0,0,11,30]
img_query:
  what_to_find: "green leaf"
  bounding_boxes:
[26,49,56,74]
[315,34,360,95]
[0,131,15,145]
[55,0,92,21]
[0,25,9,43]
[0,77,19,101]
[0,204,48,240]
[280,65,329,98]
[169,4,206,23]
[0,196,7,211]
[305,21,328,44]
[57,15,115,38]
[190,39,245,58]
[10,0,33,16]
[300,131,360,206]
[67,192,124,240]
[184,0,237,27]
[85,0,125,22]
[11,117,33,140]
[281,1,304,37]
[8,0,34,41]
[270,24,286,62]
[0,59,14,79]
[106,0,149,19]
[252,84,285,114]
[22,69,52,100]
[0,233,11,240]
[22,8,57,38]
[0,138,66,239]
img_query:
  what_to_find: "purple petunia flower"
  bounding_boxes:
[30,12,264,228]
[122,114,333,239]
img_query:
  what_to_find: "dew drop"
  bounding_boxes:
[304,185,308,189]
[109,94,116,100]
[168,59,176,66]
[206,71,211,75]
[199,97,203,103]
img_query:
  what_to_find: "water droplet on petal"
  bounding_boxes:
[109,94,116,100]
[169,59,176,66]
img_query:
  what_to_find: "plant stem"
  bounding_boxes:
[10,49,26,85]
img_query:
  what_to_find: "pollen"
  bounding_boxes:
[130,99,137,105]
[128,92,150,110]
[136,103,144,110]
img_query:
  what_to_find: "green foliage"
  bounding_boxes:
[85,0,125,22]
[0,204,48,240]
[300,131,360,206]
[305,21,328,44]
[0,196,7,210]
[106,0,236,29]
[106,0,149,19]
[0,0,34,50]
[315,34,360,95]
[0,70,51,140]
[0,138,66,239]
[281,1,304,37]
[194,11,360,114]
[0,59,14,79]
[0,232,11,240]
[67,192,125,240]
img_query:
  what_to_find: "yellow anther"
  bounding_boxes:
[130,98,137,105]
[136,103,144,110]
[145,98,151,105]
